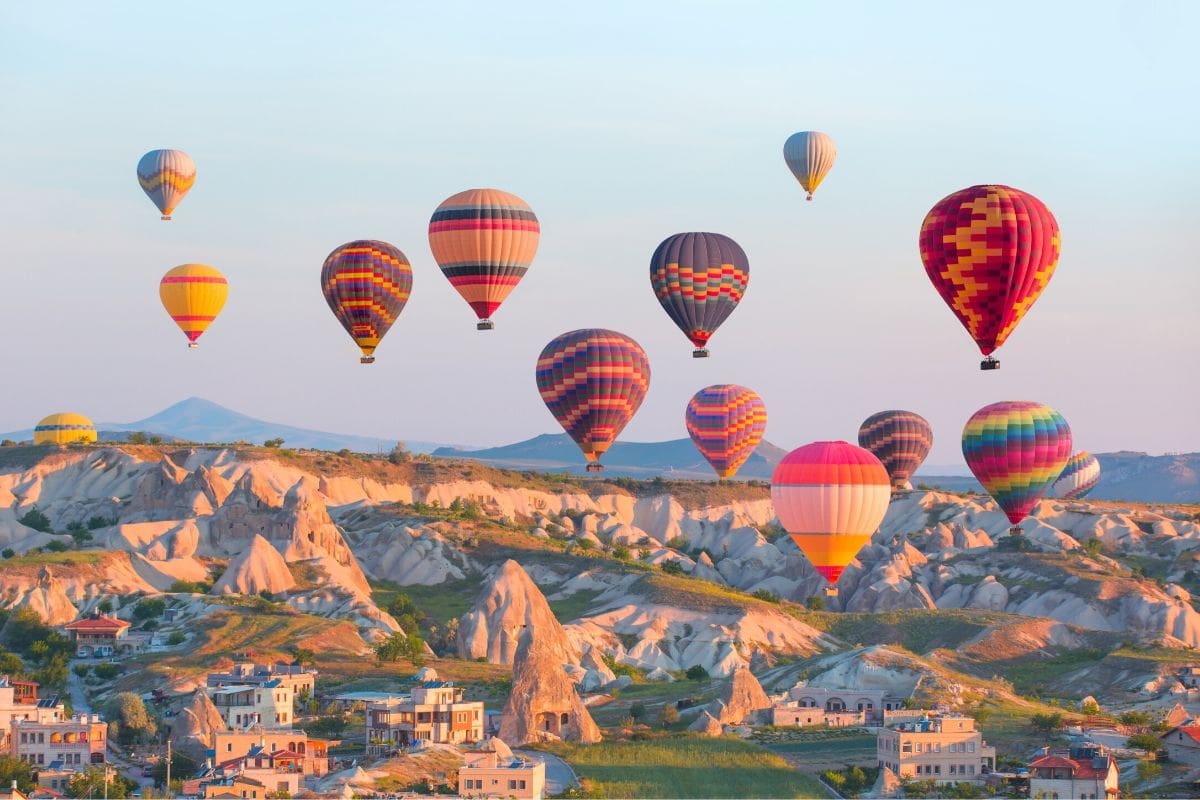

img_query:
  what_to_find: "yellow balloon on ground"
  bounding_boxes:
[34,413,97,446]
[159,264,228,348]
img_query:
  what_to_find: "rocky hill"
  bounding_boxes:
[0,443,1195,715]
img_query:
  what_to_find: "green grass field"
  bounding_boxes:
[544,735,833,798]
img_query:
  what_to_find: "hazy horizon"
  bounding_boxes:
[2,1,1197,467]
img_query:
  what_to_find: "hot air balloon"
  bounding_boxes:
[649,232,749,358]
[159,264,228,348]
[428,188,539,330]
[783,131,836,201]
[857,410,933,491]
[919,185,1060,370]
[137,149,196,220]
[33,413,97,446]
[320,240,413,364]
[536,329,650,472]
[962,401,1072,535]
[770,441,891,589]
[686,385,767,479]
[1053,451,1101,500]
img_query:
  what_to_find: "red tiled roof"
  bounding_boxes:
[1166,726,1200,745]
[64,617,130,632]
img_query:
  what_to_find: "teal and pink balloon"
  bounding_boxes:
[857,411,933,490]
[1053,452,1100,500]
[649,232,749,358]
[962,401,1072,528]
[685,385,768,479]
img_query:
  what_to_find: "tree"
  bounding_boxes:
[0,755,35,792]
[151,751,199,787]
[108,692,158,744]
[18,506,51,532]
[68,766,135,799]
[264,438,285,448]
[1031,712,1063,733]
[659,705,679,726]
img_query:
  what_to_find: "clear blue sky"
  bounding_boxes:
[1,1,1197,465]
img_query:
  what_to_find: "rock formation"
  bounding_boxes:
[211,534,295,596]
[458,560,576,665]
[498,629,601,745]
[173,691,228,760]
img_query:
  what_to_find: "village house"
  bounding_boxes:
[209,682,294,730]
[12,714,107,769]
[785,686,905,724]
[1161,725,1200,767]
[458,738,545,800]
[62,614,131,659]
[0,677,63,752]
[770,701,864,728]
[206,662,317,698]
[211,729,331,777]
[1028,742,1119,799]
[876,714,995,782]
[366,682,484,754]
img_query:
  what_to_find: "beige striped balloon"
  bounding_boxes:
[783,131,836,201]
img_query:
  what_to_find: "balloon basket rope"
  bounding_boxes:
[980,356,1000,370]
[586,463,603,473]
[477,319,495,331]
[692,348,709,358]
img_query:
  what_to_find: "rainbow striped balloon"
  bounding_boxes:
[159,264,228,348]
[536,329,650,471]
[137,149,196,220]
[321,241,413,364]
[770,441,891,583]
[650,232,749,357]
[428,188,539,329]
[962,401,1072,526]
[857,410,933,490]
[686,385,767,479]
[1053,451,1101,500]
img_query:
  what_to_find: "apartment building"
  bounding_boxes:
[458,738,545,800]
[366,682,483,754]
[12,714,107,769]
[876,714,995,782]
[209,681,294,730]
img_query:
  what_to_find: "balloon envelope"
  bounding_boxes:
[320,240,413,363]
[536,329,650,470]
[34,413,97,446]
[962,401,1072,526]
[137,149,196,219]
[1053,451,1101,500]
[783,131,836,200]
[159,264,228,347]
[770,441,891,583]
[649,232,749,357]
[686,385,768,479]
[428,188,539,329]
[919,185,1060,362]
[857,410,933,490]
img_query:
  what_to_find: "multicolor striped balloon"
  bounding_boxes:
[320,240,413,364]
[536,329,650,472]
[857,410,934,490]
[428,188,539,330]
[686,385,768,479]
[137,149,196,220]
[770,441,891,584]
[962,401,1072,526]
[1053,451,1101,500]
[34,413,97,446]
[920,185,1060,368]
[783,131,837,201]
[650,232,749,358]
[159,264,228,348]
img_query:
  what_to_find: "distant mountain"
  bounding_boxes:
[1,397,446,454]
[433,433,789,479]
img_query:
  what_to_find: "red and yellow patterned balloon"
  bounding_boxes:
[919,185,1060,369]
